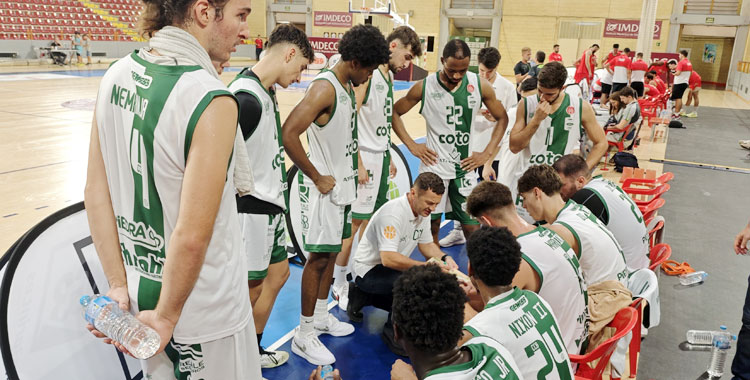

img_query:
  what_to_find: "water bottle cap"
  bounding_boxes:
[720,325,727,330]
[79,295,91,306]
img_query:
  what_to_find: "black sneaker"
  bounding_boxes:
[381,323,407,357]
[346,282,368,323]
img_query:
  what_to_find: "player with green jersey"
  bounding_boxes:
[333,26,423,312]
[84,0,261,378]
[554,154,650,271]
[228,24,314,369]
[389,265,523,380]
[461,226,575,380]
[508,62,607,220]
[393,39,509,245]
[282,24,390,365]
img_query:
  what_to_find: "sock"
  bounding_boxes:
[314,298,329,326]
[299,314,314,337]
[334,264,347,287]
[257,333,267,354]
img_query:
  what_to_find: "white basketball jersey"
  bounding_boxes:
[424,336,523,380]
[358,67,392,153]
[306,69,358,205]
[584,176,650,271]
[229,73,287,209]
[495,107,534,224]
[464,288,575,380]
[95,51,250,343]
[517,227,588,355]
[420,71,483,179]
[555,200,629,286]
[522,93,582,167]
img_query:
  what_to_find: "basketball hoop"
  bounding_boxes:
[361,7,371,18]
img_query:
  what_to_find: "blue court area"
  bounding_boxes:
[260,138,468,378]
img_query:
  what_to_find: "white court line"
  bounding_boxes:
[266,300,339,351]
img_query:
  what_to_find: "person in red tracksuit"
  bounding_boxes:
[684,70,701,117]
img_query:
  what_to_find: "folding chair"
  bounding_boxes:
[569,307,638,380]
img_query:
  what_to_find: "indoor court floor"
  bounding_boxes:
[2,61,750,379]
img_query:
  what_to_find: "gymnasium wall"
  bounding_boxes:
[678,36,734,84]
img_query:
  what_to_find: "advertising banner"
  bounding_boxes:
[604,19,662,39]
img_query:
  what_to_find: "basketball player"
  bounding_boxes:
[389,265,523,380]
[630,52,648,97]
[461,226,575,379]
[672,50,693,119]
[549,44,563,63]
[333,26,423,311]
[507,62,607,222]
[282,24,390,365]
[553,154,649,271]
[517,165,628,287]
[84,0,261,378]
[466,181,588,355]
[573,44,599,88]
[610,48,631,93]
[684,69,701,117]
[228,24,314,368]
[391,39,509,245]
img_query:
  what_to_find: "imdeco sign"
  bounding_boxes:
[314,11,353,27]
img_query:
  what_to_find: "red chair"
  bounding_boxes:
[649,243,671,271]
[611,300,645,380]
[647,218,664,249]
[638,197,665,221]
[570,307,639,380]
[629,183,670,206]
[622,172,673,192]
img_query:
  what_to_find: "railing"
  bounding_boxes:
[450,0,494,9]
[684,0,740,15]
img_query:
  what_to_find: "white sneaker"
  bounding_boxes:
[259,349,289,368]
[740,139,750,150]
[332,282,349,311]
[292,331,335,365]
[315,313,355,337]
[439,228,466,247]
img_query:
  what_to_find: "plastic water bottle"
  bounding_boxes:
[679,271,708,285]
[687,329,719,345]
[80,294,161,359]
[707,327,734,377]
[320,364,335,380]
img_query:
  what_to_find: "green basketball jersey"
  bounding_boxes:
[95,50,250,343]
[522,93,582,166]
[420,71,483,179]
[424,336,523,380]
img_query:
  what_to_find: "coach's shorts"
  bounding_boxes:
[671,83,689,100]
[299,173,352,253]
[240,212,287,280]
[430,171,479,225]
[352,149,391,220]
[611,82,627,93]
[142,320,260,380]
[689,81,701,91]
[601,83,612,96]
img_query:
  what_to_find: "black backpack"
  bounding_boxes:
[613,152,639,172]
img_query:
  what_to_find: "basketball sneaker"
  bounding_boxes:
[315,313,355,337]
[740,140,750,150]
[331,282,349,311]
[292,330,335,365]
[439,227,466,247]
[686,111,698,118]
[259,349,289,368]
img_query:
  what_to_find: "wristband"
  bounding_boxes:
[441,254,448,262]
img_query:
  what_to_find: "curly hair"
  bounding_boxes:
[387,26,422,57]
[338,24,390,68]
[442,39,471,60]
[138,0,231,38]
[414,172,445,195]
[552,154,589,179]
[478,47,500,70]
[466,226,522,286]
[267,24,315,63]
[392,265,466,355]
[517,164,563,196]
[466,181,513,218]
[537,61,567,89]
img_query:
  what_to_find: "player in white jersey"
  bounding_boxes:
[84,0,261,378]
[440,46,519,248]
[508,63,606,223]
[333,26,423,311]
[389,265,523,380]
[517,165,628,286]
[466,181,588,355]
[282,24,390,365]
[392,39,509,245]
[461,226,575,379]
[553,154,649,271]
[228,24,314,369]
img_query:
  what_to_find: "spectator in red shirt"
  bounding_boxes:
[611,48,632,93]
[643,72,661,98]
[605,43,619,65]
[254,35,263,60]
[685,70,701,117]
[671,51,692,119]
[629,52,649,97]
[549,44,563,63]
